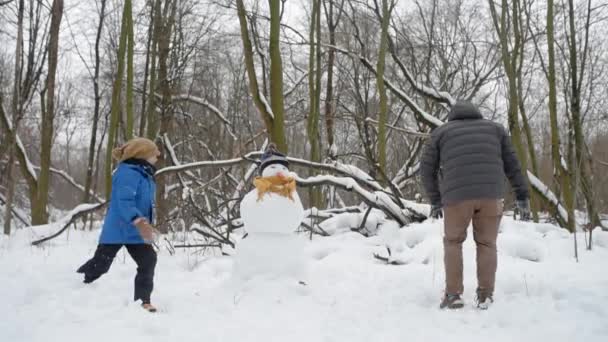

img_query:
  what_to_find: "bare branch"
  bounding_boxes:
[167,94,237,140]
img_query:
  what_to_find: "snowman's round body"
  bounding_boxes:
[234,164,307,281]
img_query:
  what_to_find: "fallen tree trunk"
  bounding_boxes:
[31,202,107,246]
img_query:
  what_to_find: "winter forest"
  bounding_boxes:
[1,0,608,341]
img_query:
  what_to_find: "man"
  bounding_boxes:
[420,100,531,310]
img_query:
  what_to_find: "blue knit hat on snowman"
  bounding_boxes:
[259,143,289,175]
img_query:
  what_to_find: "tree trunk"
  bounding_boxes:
[236,0,286,151]
[566,0,601,232]
[547,0,575,232]
[324,0,337,153]
[307,0,323,209]
[3,0,25,234]
[125,0,134,139]
[268,0,287,152]
[83,0,106,205]
[139,0,156,137]
[376,0,391,173]
[145,0,162,139]
[33,0,63,225]
[488,0,531,216]
[154,0,178,234]
[515,0,539,222]
[105,0,130,198]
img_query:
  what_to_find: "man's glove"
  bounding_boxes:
[515,199,531,221]
[430,204,443,219]
[134,217,158,243]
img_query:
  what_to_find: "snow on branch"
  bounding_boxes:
[365,118,430,138]
[31,166,104,203]
[294,174,420,226]
[258,90,274,119]
[388,45,456,106]
[156,153,256,177]
[527,171,568,223]
[30,202,108,246]
[329,44,445,128]
[0,192,30,226]
[170,94,237,140]
[0,103,38,182]
[156,152,387,195]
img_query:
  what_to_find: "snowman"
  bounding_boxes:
[234,144,307,283]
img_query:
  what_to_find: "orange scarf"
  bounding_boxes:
[253,175,296,202]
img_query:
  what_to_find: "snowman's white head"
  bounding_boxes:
[261,163,289,178]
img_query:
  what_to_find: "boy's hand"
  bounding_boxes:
[133,218,156,242]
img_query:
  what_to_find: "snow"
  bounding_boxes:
[258,89,274,119]
[334,161,383,191]
[319,207,387,235]
[395,60,457,106]
[527,171,569,222]
[1,103,38,182]
[383,78,445,127]
[0,192,30,226]
[16,134,38,182]
[294,173,411,225]
[593,230,608,248]
[1,215,608,342]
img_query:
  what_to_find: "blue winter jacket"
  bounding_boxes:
[99,161,156,244]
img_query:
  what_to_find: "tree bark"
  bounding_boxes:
[376,0,392,173]
[154,0,178,234]
[307,0,323,208]
[33,0,63,225]
[235,0,287,152]
[3,0,25,234]
[125,0,134,139]
[566,0,601,232]
[105,0,130,197]
[83,0,106,206]
[145,0,162,139]
[323,0,344,152]
[139,0,156,136]
[268,0,287,152]
[547,0,575,232]
[488,0,530,192]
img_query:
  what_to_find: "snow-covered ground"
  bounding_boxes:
[1,217,608,342]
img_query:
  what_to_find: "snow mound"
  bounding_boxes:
[319,207,386,235]
[593,230,608,248]
[1,214,608,342]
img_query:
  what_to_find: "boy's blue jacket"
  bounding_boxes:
[99,161,156,244]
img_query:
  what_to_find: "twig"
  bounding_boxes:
[357,206,373,232]
[372,252,407,265]
[173,243,222,249]
[300,221,330,237]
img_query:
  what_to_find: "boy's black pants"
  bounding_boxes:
[77,244,157,303]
